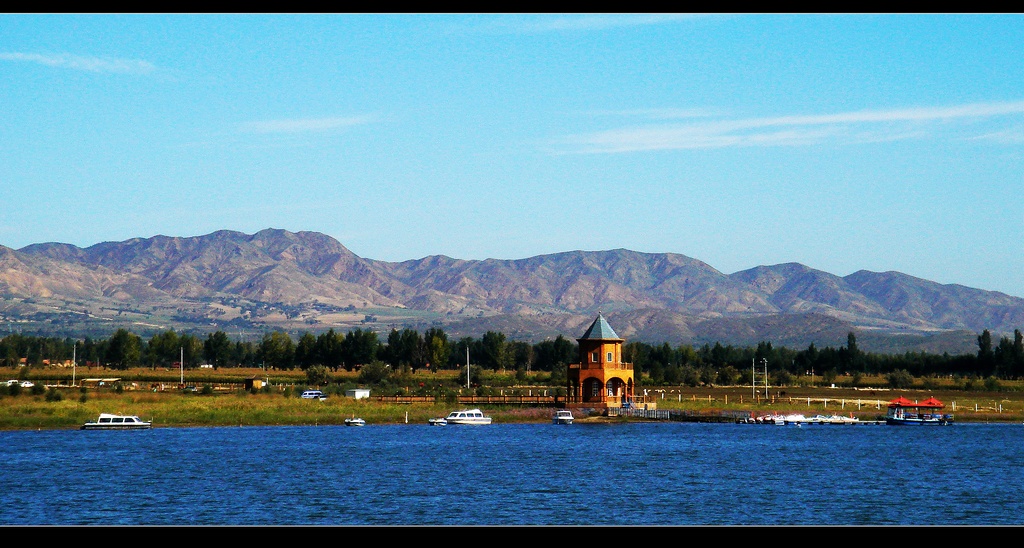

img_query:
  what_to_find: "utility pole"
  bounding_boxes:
[751,358,755,400]
[763,358,768,399]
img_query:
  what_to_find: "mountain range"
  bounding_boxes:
[2,228,1020,355]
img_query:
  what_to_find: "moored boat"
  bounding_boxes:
[886,396,953,425]
[443,408,492,425]
[81,413,152,430]
[427,417,447,426]
[344,417,366,426]
[808,414,860,425]
[553,410,574,425]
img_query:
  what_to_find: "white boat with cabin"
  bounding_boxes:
[81,413,152,430]
[553,410,574,425]
[344,417,366,426]
[443,408,492,425]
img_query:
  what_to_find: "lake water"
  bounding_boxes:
[2,421,1022,525]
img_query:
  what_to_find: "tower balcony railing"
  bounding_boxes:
[568,362,633,371]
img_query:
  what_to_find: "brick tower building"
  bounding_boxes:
[566,313,635,409]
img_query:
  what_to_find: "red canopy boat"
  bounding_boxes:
[886,396,953,425]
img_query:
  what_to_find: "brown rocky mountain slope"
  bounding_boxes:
[1,229,1019,353]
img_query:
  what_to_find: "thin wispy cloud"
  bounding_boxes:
[240,115,377,134]
[971,127,1024,144]
[0,52,156,74]
[587,107,721,120]
[556,100,1024,153]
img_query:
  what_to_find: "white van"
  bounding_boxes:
[301,390,326,400]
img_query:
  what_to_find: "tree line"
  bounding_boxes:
[1,327,1022,383]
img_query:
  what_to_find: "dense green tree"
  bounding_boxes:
[717,365,739,386]
[535,335,577,372]
[794,342,819,376]
[887,369,914,389]
[316,329,344,370]
[1014,330,1024,379]
[647,342,674,384]
[385,328,425,373]
[774,369,793,386]
[978,329,995,375]
[145,330,180,368]
[305,364,330,387]
[681,365,700,387]
[423,327,450,372]
[510,340,534,373]
[106,329,142,369]
[663,363,682,385]
[179,334,203,369]
[357,360,390,385]
[203,331,233,368]
[294,332,318,370]
[0,336,21,367]
[677,344,701,367]
[452,337,475,376]
[260,331,295,370]
[481,331,512,372]
[341,328,378,371]
[232,340,258,368]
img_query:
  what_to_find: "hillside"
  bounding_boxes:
[1,228,1019,354]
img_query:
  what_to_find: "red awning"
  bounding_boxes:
[888,396,944,409]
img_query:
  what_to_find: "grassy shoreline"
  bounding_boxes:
[2,366,1023,429]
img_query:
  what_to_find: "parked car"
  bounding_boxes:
[5,380,19,387]
[19,381,34,388]
[301,390,326,401]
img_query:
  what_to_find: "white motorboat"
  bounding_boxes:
[427,417,447,426]
[553,410,574,425]
[81,413,152,430]
[344,417,366,426]
[443,408,492,425]
[782,413,808,425]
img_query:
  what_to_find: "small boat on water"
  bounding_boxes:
[443,408,492,425]
[344,417,366,426]
[427,417,447,426]
[886,396,953,425]
[81,413,152,430]
[553,410,574,425]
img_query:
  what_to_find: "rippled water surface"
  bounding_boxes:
[2,422,1022,525]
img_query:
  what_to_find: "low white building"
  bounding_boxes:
[345,388,370,399]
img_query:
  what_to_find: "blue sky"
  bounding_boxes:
[2,14,1023,297]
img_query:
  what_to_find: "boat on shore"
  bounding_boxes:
[81,413,152,430]
[443,408,492,425]
[807,414,860,425]
[553,410,574,425]
[744,413,808,425]
[886,396,953,425]
[344,417,366,426]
